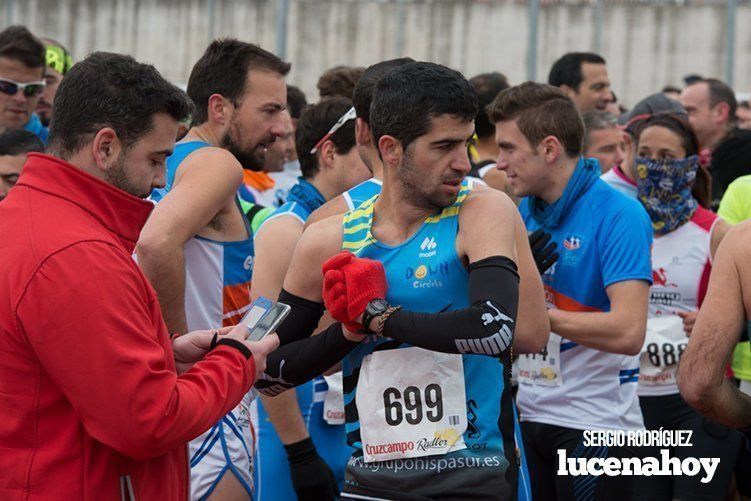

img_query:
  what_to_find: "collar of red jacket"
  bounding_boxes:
[17,153,154,253]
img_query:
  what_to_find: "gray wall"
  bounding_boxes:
[3,0,749,107]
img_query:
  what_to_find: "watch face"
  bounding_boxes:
[370,298,389,312]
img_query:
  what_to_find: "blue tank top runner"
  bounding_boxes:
[339,181,522,499]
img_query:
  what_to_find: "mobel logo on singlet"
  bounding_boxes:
[419,237,438,258]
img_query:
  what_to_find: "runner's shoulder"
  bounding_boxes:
[305,195,349,229]
[254,208,304,245]
[722,220,751,255]
[714,221,751,285]
[460,185,516,220]
[297,213,346,262]
[176,145,243,183]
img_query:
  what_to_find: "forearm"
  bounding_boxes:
[513,224,550,354]
[382,256,518,357]
[697,379,751,429]
[679,319,749,428]
[256,323,359,396]
[261,392,310,444]
[548,309,644,355]
[137,244,188,333]
[275,289,325,345]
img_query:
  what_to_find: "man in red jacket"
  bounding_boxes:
[0,52,279,500]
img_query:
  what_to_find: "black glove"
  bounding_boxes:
[285,437,339,500]
[528,228,559,275]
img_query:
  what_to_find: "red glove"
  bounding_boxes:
[322,251,387,332]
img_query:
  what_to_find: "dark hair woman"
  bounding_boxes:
[633,112,741,500]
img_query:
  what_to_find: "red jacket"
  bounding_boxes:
[0,154,255,500]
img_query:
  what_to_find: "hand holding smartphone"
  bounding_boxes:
[239,297,291,342]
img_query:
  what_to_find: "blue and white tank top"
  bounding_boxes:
[339,182,518,499]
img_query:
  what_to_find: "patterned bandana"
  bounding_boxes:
[635,155,699,235]
[45,45,73,75]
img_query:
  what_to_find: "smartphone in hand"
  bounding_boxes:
[239,297,291,342]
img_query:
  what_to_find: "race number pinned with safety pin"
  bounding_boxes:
[517,333,563,386]
[639,315,687,387]
[356,346,468,463]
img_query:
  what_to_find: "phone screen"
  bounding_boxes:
[239,298,291,342]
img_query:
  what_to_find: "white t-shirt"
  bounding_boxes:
[638,208,717,396]
[601,165,638,199]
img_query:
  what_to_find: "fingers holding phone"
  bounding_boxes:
[246,333,280,380]
[227,297,289,380]
[215,323,280,381]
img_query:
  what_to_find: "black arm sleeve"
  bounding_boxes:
[382,255,519,357]
[275,288,325,346]
[255,322,361,396]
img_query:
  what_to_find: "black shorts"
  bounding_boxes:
[636,393,743,501]
[521,421,639,501]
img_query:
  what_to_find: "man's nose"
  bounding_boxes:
[269,117,285,138]
[453,149,472,175]
[495,153,509,171]
[152,165,167,190]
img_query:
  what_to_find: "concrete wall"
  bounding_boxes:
[3,0,749,107]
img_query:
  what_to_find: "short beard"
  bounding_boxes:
[397,148,457,210]
[221,119,264,171]
[104,151,151,199]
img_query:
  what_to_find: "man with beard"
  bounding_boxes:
[0,51,278,500]
[255,62,549,499]
[240,110,295,207]
[137,39,289,500]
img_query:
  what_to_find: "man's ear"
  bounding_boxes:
[539,135,564,164]
[91,127,120,173]
[318,139,337,171]
[355,118,371,147]
[208,93,231,126]
[378,135,403,166]
[714,102,731,125]
[559,84,577,100]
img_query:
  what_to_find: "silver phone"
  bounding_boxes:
[239,297,291,342]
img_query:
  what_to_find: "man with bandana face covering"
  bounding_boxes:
[632,113,743,500]
[136,39,290,500]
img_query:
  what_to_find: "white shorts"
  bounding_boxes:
[189,394,255,500]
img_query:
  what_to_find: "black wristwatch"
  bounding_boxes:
[361,298,390,335]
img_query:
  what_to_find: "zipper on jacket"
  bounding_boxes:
[120,474,136,501]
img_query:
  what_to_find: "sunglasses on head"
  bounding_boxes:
[310,106,357,154]
[0,77,46,98]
